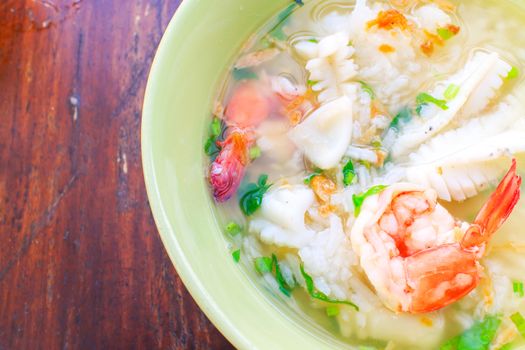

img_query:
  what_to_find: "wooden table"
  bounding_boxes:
[0,1,233,348]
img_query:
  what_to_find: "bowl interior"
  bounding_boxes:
[142,0,525,348]
[142,0,352,348]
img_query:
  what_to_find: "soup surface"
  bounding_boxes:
[204,0,525,348]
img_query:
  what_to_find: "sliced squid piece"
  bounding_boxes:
[392,51,513,158]
[405,102,525,201]
[295,32,359,102]
[289,96,354,169]
[249,185,315,248]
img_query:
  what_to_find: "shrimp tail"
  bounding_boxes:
[462,159,522,250]
[209,130,251,202]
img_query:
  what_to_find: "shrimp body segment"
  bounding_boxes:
[209,79,313,202]
[351,160,521,313]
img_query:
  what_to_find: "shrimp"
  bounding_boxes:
[209,78,313,202]
[351,160,521,313]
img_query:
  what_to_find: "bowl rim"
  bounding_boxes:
[141,2,251,348]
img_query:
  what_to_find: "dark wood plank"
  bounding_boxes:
[0,1,234,349]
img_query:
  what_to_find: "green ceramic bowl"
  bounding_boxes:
[142,0,525,348]
[141,1,354,349]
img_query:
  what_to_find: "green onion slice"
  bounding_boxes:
[225,221,242,236]
[507,66,520,80]
[342,160,356,187]
[513,281,524,297]
[511,312,525,338]
[444,84,460,100]
[416,92,448,115]
[232,249,241,263]
[254,257,273,274]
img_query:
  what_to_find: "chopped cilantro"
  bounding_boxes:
[507,66,520,80]
[239,174,271,216]
[300,265,359,310]
[513,281,524,297]
[359,81,375,99]
[444,84,460,100]
[440,316,501,350]
[225,221,242,236]
[511,312,525,338]
[232,249,241,263]
[232,67,258,81]
[342,160,355,187]
[353,185,387,217]
[416,92,448,115]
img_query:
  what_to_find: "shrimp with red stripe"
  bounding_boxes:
[351,160,521,313]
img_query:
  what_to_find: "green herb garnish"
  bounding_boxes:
[273,254,295,296]
[440,316,501,350]
[233,67,258,81]
[239,174,271,216]
[225,221,242,236]
[444,84,460,100]
[513,281,524,297]
[326,306,340,317]
[416,92,448,115]
[359,81,375,99]
[353,185,387,217]
[437,27,456,40]
[232,249,241,263]
[389,107,412,132]
[511,312,525,338]
[300,265,359,310]
[307,38,319,43]
[254,257,273,274]
[210,117,222,137]
[249,145,262,160]
[204,137,220,158]
[507,66,520,80]
[307,79,317,86]
[342,160,355,187]
[204,118,226,159]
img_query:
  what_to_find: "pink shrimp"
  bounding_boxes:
[209,79,313,202]
[351,160,521,313]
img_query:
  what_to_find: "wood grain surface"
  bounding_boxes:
[0,1,234,349]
